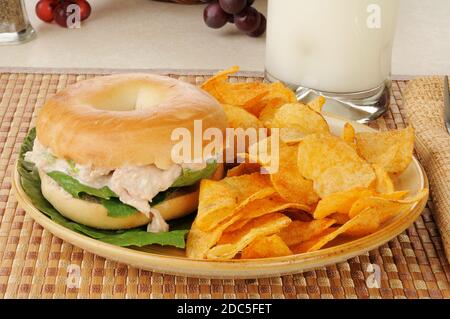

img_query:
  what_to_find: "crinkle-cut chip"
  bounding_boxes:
[342,123,356,146]
[348,190,417,219]
[241,235,292,259]
[313,188,374,219]
[314,163,376,198]
[355,126,415,174]
[269,103,330,140]
[221,104,263,129]
[297,134,376,197]
[278,219,336,247]
[227,162,261,177]
[329,213,350,225]
[201,66,240,100]
[270,143,319,205]
[290,228,337,254]
[307,189,428,251]
[373,164,395,194]
[195,173,273,232]
[307,96,326,113]
[206,213,292,260]
[224,194,310,233]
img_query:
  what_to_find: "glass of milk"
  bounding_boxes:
[265,0,400,122]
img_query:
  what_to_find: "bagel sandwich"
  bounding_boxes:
[23,74,227,233]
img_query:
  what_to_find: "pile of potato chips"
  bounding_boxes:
[186,67,428,260]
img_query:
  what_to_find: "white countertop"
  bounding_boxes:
[0,0,449,75]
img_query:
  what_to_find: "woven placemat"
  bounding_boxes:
[0,71,449,299]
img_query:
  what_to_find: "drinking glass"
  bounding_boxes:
[265,0,400,122]
[0,0,35,45]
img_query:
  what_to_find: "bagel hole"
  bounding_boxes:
[85,84,169,112]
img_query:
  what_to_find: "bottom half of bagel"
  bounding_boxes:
[38,164,224,230]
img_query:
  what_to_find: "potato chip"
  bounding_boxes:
[313,188,374,219]
[186,221,223,259]
[342,122,356,146]
[202,67,270,108]
[269,103,330,143]
[266,82,298,104]
[290,228,337,254]
[224,194,310,233]
[222,104,263,129]
[242,91,270,116]
[227,162,261,177]
[195,173,273,232]
[241,235,292,259]
[245,82,297,117]
[355,126,415,174]
[218,83,271,108]
[258,98,285,127]
[297,134,376,197]
[307,96,326,113]
[202,67,296,120]
[244,135,277,171]
[201,66,240,100]
[307,189,428,251]
[329,213,350,225]
[186,183,276,259]
[307,209,384,252]
[348,190,418,219]
[206,213,292,260]
[270,143,319,205]
[373,164,395,194]
[278,219,336,247]
[380,191,409,200]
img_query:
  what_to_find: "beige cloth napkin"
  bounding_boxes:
[403,76,450,262]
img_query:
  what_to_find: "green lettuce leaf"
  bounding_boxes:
[100,198,138,218]
[47,171,117,200]
[47,170,175,218]
[18,128,190,248]
[171,161,217,187]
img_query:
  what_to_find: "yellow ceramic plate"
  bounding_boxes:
[13,116,428,279]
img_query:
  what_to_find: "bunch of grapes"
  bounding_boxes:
[35,0,91,28]
[203,0,266,37]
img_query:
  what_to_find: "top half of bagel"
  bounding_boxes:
[36,73,227,169]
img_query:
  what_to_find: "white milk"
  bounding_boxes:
[265,0,400,93]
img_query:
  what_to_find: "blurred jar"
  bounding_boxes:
[0,0,35,45]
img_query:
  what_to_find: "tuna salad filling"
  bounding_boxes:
[24,139,217,233]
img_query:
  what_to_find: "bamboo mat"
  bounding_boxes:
[0,71,449,299]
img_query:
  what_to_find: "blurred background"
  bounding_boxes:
[0,0,449,75]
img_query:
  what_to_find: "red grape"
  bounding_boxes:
[247,13,266,37]
[219,0,247,15]
[203,2,229,29]
[74,0,91,21]
[35,0,57,23]
[234,7,261,33]
[53,1,77,28]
